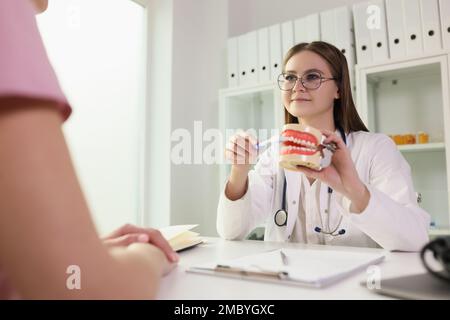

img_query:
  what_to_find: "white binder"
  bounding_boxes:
[247,31,259,86]
[320,9,336,45]
[353,2,373,66]
[368,0,389,62]
[295,13,321,44]
[334,6,356,88]
[403,0,423,56]
[227,37,239,87]
[269,24,283,82]
[306,13,321,41]
[237,34,249,86]
[281,20,295,57]
[257,27,271,84]
[294,16,308,44]
[419,0,442,53]
[385,0,407,60]
[334,7,355,63]
[440,0,450,50]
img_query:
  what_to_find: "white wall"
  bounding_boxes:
[142,0,228,236]
[169,0,228,235]
[37,0,147,235]
[228,0,369,37]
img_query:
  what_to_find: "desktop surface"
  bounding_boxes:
[157,237,428,300]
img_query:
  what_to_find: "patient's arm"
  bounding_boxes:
[0,98,170,299]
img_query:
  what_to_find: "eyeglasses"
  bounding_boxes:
[277,71,337,91]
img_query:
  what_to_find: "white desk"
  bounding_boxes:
[157,237,427,299]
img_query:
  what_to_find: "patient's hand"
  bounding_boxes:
[126,242,177,277]
[102,224,179,263]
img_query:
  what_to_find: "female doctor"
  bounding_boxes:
[217,41,430,252]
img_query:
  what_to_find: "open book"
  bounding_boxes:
[187,248,385,288]
[159,224,204,252]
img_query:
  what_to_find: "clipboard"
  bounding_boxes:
[187,248,386,288]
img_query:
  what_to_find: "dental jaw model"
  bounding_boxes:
[279,124,334,171]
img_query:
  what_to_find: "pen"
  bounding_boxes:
[280,250,289,266]
[214,264,289,280]
[256,137,337,153]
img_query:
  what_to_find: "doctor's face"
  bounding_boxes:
[281,50,339,121]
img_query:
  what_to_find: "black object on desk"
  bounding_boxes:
[366,236,450,299]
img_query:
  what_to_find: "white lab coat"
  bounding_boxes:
[217,131,430,252]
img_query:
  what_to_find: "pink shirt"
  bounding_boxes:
[0,0,71,119]
[0,0,72,299]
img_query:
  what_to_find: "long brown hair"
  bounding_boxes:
[282,41,368,133]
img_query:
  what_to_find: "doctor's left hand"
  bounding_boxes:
[102,223,179,263]
[295,129,370,213]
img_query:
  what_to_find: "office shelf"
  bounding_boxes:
[429,228,450,237]
[356,53,450,231]
[397,142,446,153]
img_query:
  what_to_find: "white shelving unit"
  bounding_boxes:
[356,50,450,236]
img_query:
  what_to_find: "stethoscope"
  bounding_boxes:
[273,126,347,237]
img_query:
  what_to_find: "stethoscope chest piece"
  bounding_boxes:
[274,209,288,227]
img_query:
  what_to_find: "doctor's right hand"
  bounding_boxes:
[224,131,258,201]
[225,131,258,172]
